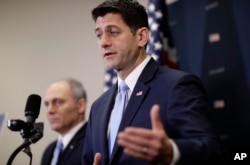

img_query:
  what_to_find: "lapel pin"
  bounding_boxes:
[136,91,143,96]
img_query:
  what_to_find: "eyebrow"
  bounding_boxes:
[95,25,120,33]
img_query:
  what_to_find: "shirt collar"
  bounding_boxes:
[117,55,151,92]
[58,121,85,149]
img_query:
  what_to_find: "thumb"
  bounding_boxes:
[93,153,102,165]
[150,104,164,131]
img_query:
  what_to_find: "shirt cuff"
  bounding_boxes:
[168,139,180,165]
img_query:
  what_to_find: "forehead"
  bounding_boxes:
[45,81,72,100]
[95,13,126,30]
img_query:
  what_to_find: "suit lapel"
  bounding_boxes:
[110,82,150,161]
[99,85,117,161]
[110,58,160,162]
[47,142,56,165]
[60,124,87,162]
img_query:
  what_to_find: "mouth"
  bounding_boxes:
[49,118,59,124]
[104,52,115,58]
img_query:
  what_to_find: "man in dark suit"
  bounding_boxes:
[41,78,87,165]
[82,0,221,165]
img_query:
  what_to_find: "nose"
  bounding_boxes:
[99,33,111,48]
[46,104,55,114]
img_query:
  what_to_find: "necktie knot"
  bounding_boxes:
[56,140,63,151]
[119,81,129,93]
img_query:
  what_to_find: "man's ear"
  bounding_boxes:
[137,27,149,48]
[77,98,86,114]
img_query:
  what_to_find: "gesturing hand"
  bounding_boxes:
[117,104,173,164]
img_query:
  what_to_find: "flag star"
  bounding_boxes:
[149,36,154,43]
[104,73,111,82]
[112,77,117,84]
[151,54,159,61]
[155,11,163,19]
[148,3,155,12]
[148,17,153,25]
[151,22,159,31]
[154,42,162,50]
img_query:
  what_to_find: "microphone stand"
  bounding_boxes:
[7,122,43,165]
[7,140,32,165]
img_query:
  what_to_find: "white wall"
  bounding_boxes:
[0,0,147,164]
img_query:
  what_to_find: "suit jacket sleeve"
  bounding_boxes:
[165,74,221,164]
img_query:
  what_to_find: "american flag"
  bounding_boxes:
[104,68,117,92]
[147,0,178,68]
[103,0,178,91]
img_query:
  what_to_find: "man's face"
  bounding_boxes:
[44,81,83,135]
[94,13,142,72]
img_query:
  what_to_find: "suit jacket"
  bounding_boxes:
[41,123,87,165]
[82,59,221,165]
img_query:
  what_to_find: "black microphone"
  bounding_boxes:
[8,94,42,136]
[24,94,41,127]
[7,94,43,165]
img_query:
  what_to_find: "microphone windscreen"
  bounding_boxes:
[24,94,41,119]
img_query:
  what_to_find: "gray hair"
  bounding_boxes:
[61,78,87,101]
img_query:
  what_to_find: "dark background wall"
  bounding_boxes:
[167,0,250,162]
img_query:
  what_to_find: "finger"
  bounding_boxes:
[150,104,164,131]
[118,131,148,150]
[120,127,152,137]
[123,146,155,162]
[93,153,101,165]
[118,128,158,158]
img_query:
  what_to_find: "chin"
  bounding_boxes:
[51,125,60,132]
[105,64,116,70]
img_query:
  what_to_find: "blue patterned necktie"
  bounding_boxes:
[51,140,63,165]
[109,81,129,156]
